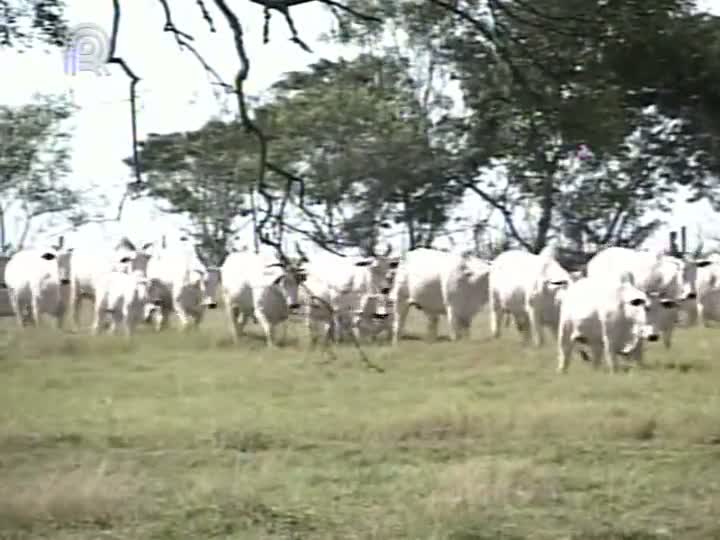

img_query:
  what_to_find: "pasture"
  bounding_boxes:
[1,309,720,540]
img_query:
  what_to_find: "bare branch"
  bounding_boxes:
[156,0,194,44]
[318,0,381,22]
[107,0,142,190]
[465,181,532,251]
[155,1,236,94]
[279,6,313,52]
[195,0,217,32]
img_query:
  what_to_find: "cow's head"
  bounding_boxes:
[619,284,660,347]
[266,261,304,311]
[201,268,221,309]
[354,244,398,294]
[39,242,73,286]
[115,237,154,274]
[640,289,681,339]
[539,256,571,293]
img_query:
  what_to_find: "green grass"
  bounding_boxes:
[1,309,720,539]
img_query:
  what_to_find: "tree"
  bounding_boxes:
[4,0,720,258]
[328,0,720,255]
[0,94,84,252]
[128,119,261,265]
[0,0,67,48]
[264,53,461,253]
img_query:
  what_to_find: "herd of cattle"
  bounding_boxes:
[3,234,720,373]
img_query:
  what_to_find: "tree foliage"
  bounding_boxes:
[0,94,82,251]
[4,0,720,260]
[128,120,262,265]
[263,53,461,253]
[0,0,67,48]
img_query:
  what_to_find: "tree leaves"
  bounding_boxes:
[0,94,81,250]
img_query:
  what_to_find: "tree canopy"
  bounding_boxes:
[4,0,720,260]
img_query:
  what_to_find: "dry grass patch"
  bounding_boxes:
[0,460,140,531]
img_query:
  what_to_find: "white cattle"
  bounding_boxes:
[557,273,661,373]
[488,246,571,346]
[585,247,713,350]
[66,237,154,329]
[685,253,720,326]
[390,248,491,344]
[295,244,399,345]
[220,251,305,346]
[145,239,219,331]
[4,241,72,328]
[91,269,156,336]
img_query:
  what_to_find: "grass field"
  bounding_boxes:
[1,309,720,540]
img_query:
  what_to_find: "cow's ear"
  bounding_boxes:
[41,252,56,261]
[118,237,136,251]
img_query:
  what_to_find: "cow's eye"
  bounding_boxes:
[629,298,645,307]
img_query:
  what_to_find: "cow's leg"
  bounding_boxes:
[697,300,708,327]
[70,290,82,330]
[29,293,41,328]
[225,302,242,342]
[8,290,24,329]
[662,327,673,349]
[446,306,460,341]
[489,290,502,339]
[305,312,319,346]
[193,307,205,328]
[426,313,440,341]
[256,311,275,347]
[391,297,410,345]
[590,344,603,369]
[156,304,172,332]
[174,301,192,332]
[601,330,617,373]
[90,303,103,336]
[518,311,532,346]
[527,304,544,347]
[107,311,120,335]
[121,312,132,337]
[556,322,574,373]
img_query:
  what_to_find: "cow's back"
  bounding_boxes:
[394,248,451,314]
[445,256,491,318]
[221,252,275,311]
[5,250,55,292]
[490,250,542,303]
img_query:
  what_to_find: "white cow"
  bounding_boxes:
[220,251,305,346]
[557,273,661,373]
[488,246,571,346]
[91,269,156,336]
[66,237,154,330]
[390,248,491,344]
[585,247,713,350]
[4,241,72,328]
[685,253,720,326]
[145,239,219,331]
[295,244,399,345]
